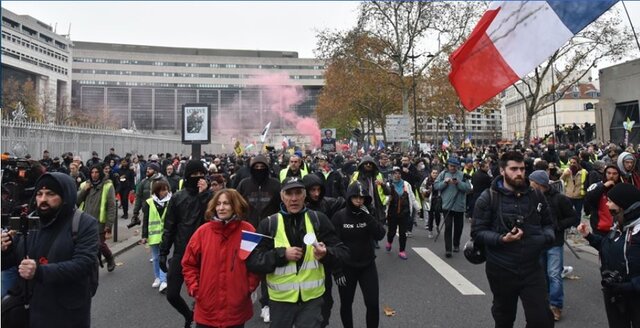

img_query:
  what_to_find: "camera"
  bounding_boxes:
[601,270,624,288]
[503,214,525,232]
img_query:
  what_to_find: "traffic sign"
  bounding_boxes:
[386,114,411,142]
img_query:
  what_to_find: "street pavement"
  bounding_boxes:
[94,215,608,328]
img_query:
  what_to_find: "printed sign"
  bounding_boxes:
[182,104,211,144]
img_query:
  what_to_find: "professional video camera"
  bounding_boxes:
[1,154,42,227]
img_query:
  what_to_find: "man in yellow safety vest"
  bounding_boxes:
[246,177,349,328]
[279,154,308,182]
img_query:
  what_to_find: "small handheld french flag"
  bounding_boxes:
[239,230,271,260]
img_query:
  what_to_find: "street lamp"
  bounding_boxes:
[408,50,435,148]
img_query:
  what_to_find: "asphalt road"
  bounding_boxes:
[92,218,607,328]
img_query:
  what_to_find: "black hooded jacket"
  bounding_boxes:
[159,161,212,257]
[352,155,390,222]
[544,186,579,247]
[1,173,99,328]
[585,165,622,233]
[331,181,386,268]
[303,174,346,220]
[237,155,282,228]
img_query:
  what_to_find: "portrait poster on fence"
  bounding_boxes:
[320,128,336,153]
[182,104,211,144]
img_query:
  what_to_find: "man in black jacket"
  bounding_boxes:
[585,164,622,236]
[158,160,212,328]
[1,173,99,328]
[314,154,345,199]
[529,170,578,321]
[246,177,349,328]
[470,160,492,219]
[303,173,346,328]
[471,151,555,328]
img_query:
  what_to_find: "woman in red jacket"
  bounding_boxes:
[182,189,261,328]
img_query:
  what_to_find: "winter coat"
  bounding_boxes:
[236,156,282,228]
[544,187,579,247]
[471,176,554,274]
[182,219,260,327]
[117,168,136,195]
[246,207,349,277]
[159,187,213,257]
[585,181,619,234]
[314,169,345,199]
[471,169,493,203]
[352,156,390,222]
[331,182,385,268]
[1,173,99,328]
[561,168,588,199]
[433,169,472,213]
[303,174,346,220]
[77,177,116,232]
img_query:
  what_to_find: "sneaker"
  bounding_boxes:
[453,246,460,253]
[107,257,116,272]
[561,266,573,279]
[424,225,429,230]
[445,252,452,258]
[406,231,413,238]
[428,231,433,239]
[550,305,562,321]
[385,242,392,252]
[151,278,161,288]
[260,306,270,323]
[158,282,168,293]
[398,251,408,260]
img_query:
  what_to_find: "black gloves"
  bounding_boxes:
[159,255,168,273]
[333,271,347,287]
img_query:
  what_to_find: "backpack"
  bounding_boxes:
[72,209,100,297]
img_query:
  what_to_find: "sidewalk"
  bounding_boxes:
[105,204,142,257]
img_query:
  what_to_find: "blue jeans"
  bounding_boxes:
[1,267,18,297]
[541,246,564,308]
[150,244,167,283]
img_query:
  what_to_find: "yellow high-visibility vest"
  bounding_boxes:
[145,198,167,245]
[79,180,113,224]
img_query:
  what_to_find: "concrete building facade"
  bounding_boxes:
[1,7,73,121]
[596,58,640,144]
[71,41,325,134]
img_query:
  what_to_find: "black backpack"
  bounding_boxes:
[72,209,100,297]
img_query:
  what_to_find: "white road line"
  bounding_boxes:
[412,247,485,295]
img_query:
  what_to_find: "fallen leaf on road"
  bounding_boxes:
[565,275,580,280]
[383,305,396,317]
[116,262,124,266]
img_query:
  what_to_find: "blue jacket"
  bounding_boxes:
[471,176,555,274]
[1,172,99,328]
[433,169,471,213]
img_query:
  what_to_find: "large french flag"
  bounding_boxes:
[449,0,617,111]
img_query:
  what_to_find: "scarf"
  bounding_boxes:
[152,192,172,208]
[393,180,404,196]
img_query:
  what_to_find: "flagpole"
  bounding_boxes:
[622,1,640,53]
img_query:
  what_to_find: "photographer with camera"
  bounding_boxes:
[577,183,640,327]
[471,151,555,328]
[1,173,99,327]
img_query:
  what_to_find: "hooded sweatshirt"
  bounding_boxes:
[585,165,622,234]
[618,151,640,188]
[236,155,281,228]
[331,181,386,268]
[302,174,346,220]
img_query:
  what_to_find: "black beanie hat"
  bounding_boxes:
[608,183,640,210]
[185,160,206,177]
[35,175,64,197]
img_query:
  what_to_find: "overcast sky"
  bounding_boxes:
[3,1,640,66]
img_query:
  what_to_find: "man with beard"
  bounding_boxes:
[618,152,640,189]
[118,160,136,219]
[1,173,99,327]
[158,160,212,328]
[77,164,117,272]
[279,154,308,182]
[47,156,68,174]
[236,154,281,323]
[561,156,588,217]
[302,173,346,328]
[39,150,53,169]
[577,183,640,327]
[164,164,180,193]
[585,165,623,236]
[130,162,168,227]
[472,151,555,328]
[314,154,345,198]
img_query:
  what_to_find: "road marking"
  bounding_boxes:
[412,247,485,295]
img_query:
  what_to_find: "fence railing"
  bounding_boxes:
[1,119,226,158]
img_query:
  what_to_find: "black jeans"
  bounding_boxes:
[443,211,464,252]
[486,262,554,328]
[387,215,409,252]
[603,288,640,328]
[428,209,441,231]
[321,267,334,328]
[338,263,379,328]
[166,254,193,322]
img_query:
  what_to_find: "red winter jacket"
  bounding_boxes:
[182,218,260,327]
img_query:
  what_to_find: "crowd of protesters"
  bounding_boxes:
[2,136,639,327]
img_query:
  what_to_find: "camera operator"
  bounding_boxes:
[1,173,99,327]
[577,183,640,327]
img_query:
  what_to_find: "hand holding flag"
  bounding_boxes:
[239,230,273,260]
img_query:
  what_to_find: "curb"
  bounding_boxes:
[109,237,141,257]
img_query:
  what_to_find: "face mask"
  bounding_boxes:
[186,176,201,190]
[252,168,268,182]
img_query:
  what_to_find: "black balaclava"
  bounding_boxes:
[184,160,206,191]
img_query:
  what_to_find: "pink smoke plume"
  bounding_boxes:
[249,73,321,148]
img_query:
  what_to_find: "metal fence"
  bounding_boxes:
[1,119,226,158]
